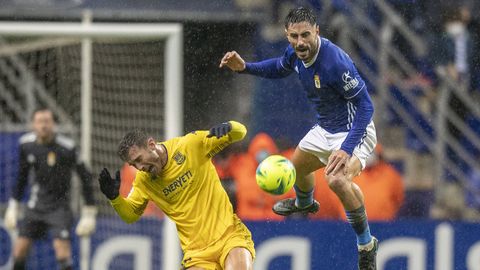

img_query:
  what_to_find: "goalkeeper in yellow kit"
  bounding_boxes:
[98,121,255,270]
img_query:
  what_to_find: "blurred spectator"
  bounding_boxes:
[230,132,287,221]
[428,4,477,184]
[424,1,479,95]
[352,145,405,221]
[442,5,475,89]
[119,163,164,218]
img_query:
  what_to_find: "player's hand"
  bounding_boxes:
[4,199,19,230]
[75,206,97,236]
[98,168,121,200]
[207,122,232,138]
[219,51,246,71]
[325,150,350,176]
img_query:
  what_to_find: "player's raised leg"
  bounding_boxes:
[272,146,323,216]
[327,156,363,209]
[326,156,377,270]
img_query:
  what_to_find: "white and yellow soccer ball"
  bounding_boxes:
[256,155,296,195]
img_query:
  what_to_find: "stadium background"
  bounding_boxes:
[1,0,480,269]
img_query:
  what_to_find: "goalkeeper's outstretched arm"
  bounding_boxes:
[98,168,145,224]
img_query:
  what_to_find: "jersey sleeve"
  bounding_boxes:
[73,148,96,205]
[188,121,247,159]
[242,46,295,78]
[12,143,30,201]
[279,46,297,71]
[330,51,366,99]
[339,89,374,155]
[110,180,149,224]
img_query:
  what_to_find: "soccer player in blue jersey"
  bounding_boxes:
[219,7,378,270]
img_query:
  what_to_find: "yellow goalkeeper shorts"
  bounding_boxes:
[181,216,255,270]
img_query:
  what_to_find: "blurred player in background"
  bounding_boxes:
[3,107,97,270]
[220,7,377,270]
[98,121,255,270]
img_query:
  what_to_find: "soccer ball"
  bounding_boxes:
[256,155,296,195]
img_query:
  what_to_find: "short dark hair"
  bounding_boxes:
[284,7,317,29]
[31,107,54,121]
[118,129,149,161]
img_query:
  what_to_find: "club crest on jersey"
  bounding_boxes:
[47,151,56,166]
[173,151,186,165]
[314,74,321,88]
[342,70,359,91]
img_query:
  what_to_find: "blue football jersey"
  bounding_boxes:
[280,37,367,133]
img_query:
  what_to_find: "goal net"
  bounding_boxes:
[0,22,182,270]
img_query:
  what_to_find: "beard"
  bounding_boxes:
[296,48,310,59]
[146,164,158,177]
[295,37,318,61]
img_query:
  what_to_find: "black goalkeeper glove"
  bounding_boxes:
[98,168,121,200]
[207,122,232,138]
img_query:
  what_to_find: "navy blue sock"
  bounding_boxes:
[346,205,372,245]
[294,185,314,208]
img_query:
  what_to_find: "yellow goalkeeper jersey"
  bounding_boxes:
[111,121,246,251]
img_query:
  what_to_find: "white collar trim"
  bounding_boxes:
[302,36,321,68]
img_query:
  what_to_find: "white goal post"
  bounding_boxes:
[0,20,183,270]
